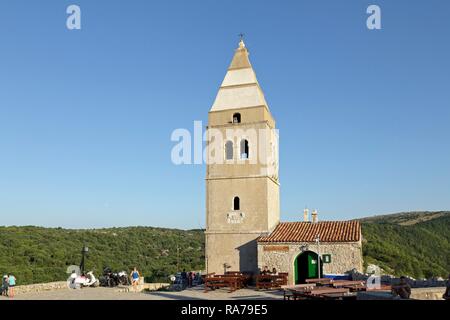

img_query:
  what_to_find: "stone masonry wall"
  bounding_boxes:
[14,281,68,295]
[257,241,363,284]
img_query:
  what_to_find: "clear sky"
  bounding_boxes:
[0,0,449,229]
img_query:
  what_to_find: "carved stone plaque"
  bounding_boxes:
[227,212,245,224]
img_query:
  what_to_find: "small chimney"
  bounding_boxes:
[303,208,309,222]
[311,209,318,223]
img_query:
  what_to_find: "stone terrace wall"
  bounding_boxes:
[350,270,448,288]
[14,281,68,295]
[13,281,170,295]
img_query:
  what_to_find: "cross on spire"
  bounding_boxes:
[238,33,246,49]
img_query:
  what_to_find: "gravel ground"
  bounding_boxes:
[0,286,284,300]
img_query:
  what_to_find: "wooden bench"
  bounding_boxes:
[331,280,391,292]
[225,271,252,287]
[305,287,352,300]
[204,275,241,293]
[282,284,316,300]
[201,273,215,282]
[332,280,366,291]
[332,280,364,287]
[256,274,288,290]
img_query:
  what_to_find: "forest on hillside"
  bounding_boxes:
[0,212,448,285]
[0,226,205,285]
[361,211,450,278]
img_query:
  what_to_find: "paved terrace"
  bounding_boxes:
[0,283,445,300]
[0,286,285,300]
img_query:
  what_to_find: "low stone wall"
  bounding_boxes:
[14,281,68,295]
[13,281,170,295]
[410,287,446,300]
[351,271,447,288]
[358,287,446,300]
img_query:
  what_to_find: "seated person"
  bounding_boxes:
[272,268,278,275]
[261,266,270,275]
[391,276,411,299]
[259,266,273,283]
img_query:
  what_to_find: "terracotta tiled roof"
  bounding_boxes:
[258,221,361,243]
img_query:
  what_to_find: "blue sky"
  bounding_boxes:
[0,0,449,229]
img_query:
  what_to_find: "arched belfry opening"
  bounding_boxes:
[233,196,240,211]
[225,141,233,160]
[233,113,241,123]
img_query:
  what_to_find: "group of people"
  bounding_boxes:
[0,274,16,298]
[260,266,278,276]
[180,269,198,288]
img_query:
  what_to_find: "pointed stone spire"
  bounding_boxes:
[228,39,252,70]
[210,39,269,112]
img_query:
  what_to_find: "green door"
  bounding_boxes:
[307,253,318,278]
[295,251,322,284]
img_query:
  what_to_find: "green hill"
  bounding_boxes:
[0,211,448,285]
[0,226,205,285]
[359,211,450,278]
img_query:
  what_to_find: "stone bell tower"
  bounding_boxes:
[205,39,280,274]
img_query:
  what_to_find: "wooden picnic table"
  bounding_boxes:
[332,280,366,291]
[225,271,252,287]
[201,273,215,281]
[204,274,242,293]
[332,280,391,292]
[332,280,365,287]
[281,284,316,300]
[309,287,350,295]
[307,287,354,300]
[283,286,353,300]
[305,278,332,285]
[319,292,357,300]
[256,273,288,290]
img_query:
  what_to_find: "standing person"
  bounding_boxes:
[443,274,450,300]
[130,267,140,292]
[191,272,196,287]
[187,271,193,287]
[1,275,9,297]
[8,274,16,298]
[181,269,187,288]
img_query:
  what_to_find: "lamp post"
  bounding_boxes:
[315,234,321,279]
[80,244,89,275]
[177,244,180,271]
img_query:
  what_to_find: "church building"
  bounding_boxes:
[205,39,363,284]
